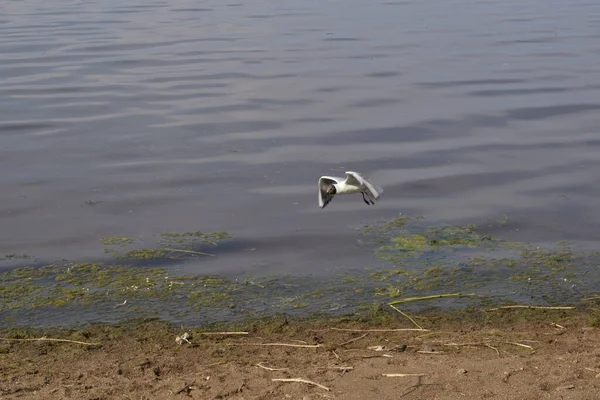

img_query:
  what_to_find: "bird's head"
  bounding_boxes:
[327,185,337,195]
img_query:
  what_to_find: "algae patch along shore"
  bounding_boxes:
[1,217,600,329]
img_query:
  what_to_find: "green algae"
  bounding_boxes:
[360,215,600,308]
[2,217,599,329]
[100,237,134,246]
[375,224,510,263]
[99,230,232,261]
[124,249,166,259]
[159,231,231,246]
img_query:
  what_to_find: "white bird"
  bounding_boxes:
[318,171,382,209]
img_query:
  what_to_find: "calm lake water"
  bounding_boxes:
[2,0,600,278]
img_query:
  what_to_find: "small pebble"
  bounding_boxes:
[457,368,468,374]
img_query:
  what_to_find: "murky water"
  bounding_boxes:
[2,0,600,280]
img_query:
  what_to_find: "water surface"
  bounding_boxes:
[2,0,600,278]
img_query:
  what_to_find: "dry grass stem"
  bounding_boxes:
[417,350,444,354]
[444,340,532,352]
[582,295,600,301]
[338,333,368,347]
[360,354,394,359]
[388,293,476,305]
[382,373,427,377]
[501,341,533,349]
[486,305,575,311]
[485,344,501,357]
[0,337,100,346]
[416,331,449,340]
[197,332,249,335]
[256,362,289,371]
[313,328,428,333]
[444,342,487,347]
[388,305,424,330]
[162,247,215,257]
[272,378,330,391]
[233,342,322,348]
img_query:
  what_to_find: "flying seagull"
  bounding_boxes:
[318,171,382,209]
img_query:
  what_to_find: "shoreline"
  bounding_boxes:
[2,216,600,398]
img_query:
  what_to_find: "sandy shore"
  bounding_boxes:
[1,307,599,399]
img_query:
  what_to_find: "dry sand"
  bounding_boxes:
[1,309,600,399]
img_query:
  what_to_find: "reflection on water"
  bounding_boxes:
[2,0,600,278]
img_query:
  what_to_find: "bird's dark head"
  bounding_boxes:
[327,185,337,195]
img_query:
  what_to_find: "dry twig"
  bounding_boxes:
[272,378,330,391]
[176,381,196,395]
[382,373,427,377]
[197,331,249,335]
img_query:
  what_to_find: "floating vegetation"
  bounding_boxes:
[0,253,30,260]
[371,222,523,265]
[100,230,232,260]
[124,249,166,259]
[1,218,599,329]
[159,231,231,246]
[360,216,600,309]
[100,237,135,246]
[162,248,215,257]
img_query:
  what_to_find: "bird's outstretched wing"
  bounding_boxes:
[345,171,382,199]
[318,176,338,208]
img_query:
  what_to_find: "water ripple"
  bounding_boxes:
[1,0,600,273]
